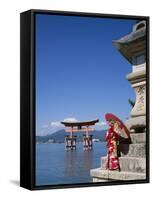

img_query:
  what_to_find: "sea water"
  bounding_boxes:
[36,142,107,186]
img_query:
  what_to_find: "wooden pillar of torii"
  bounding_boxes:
[61,119,99,150]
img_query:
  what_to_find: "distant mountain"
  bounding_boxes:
[36,129,107,143]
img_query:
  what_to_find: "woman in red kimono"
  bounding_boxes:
[106,120,120,170]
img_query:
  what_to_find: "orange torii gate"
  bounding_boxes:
[61,119,99,150]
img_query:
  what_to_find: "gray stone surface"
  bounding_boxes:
[93,178,109,182]
[130,133,146,144]
[125,116,146,130]
[119,143,146,157]
[101,157,146,173]
[90,168,146,181]
[126,69,146,81]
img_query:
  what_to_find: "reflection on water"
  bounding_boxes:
[65,150,77,177]
[83,150,94,170]
[64,149,94,180]
[36,142,106,186]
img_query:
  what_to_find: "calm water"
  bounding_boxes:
[36,142,106,186]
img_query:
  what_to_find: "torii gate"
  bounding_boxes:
[61,119,99,150]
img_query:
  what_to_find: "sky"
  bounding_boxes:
[35,14,136,136]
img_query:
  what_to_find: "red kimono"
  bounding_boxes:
[106,126,120,170]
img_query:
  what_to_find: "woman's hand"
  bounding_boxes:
[114,122,122,134]
[114,122,128,139]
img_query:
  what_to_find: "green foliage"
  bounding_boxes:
[128,98,135,107]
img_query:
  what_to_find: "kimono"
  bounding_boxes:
[106,126,120,170]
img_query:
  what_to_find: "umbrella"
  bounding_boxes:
[105,113,130,139]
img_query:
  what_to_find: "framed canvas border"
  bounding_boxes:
[20,9,150,190]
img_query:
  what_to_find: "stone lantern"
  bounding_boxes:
[113,20,146,132]
[90,21,147,182]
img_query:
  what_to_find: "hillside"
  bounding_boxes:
[36,129,107,143]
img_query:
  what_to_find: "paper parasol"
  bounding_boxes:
[105,113,130,139]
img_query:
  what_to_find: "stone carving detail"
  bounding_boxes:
[136,86,145,111]
[130,85,146,117]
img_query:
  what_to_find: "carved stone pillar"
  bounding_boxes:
[113,20,146,132]
[127,73,146,117]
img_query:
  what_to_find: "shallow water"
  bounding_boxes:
[36,142,107,186]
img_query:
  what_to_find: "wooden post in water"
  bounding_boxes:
[83,126,93,150]
[65,127,77,151]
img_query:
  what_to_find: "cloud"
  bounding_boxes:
[62,117,79,122]
[50,117,79,131]
[42,124,48,128]
[37,117,80,136]
[49,118,106,133]
[50,121,63,128]
[49,121,64,133]
[94,121,107,130]
[36,118,107,136]
[48,117,79,134]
